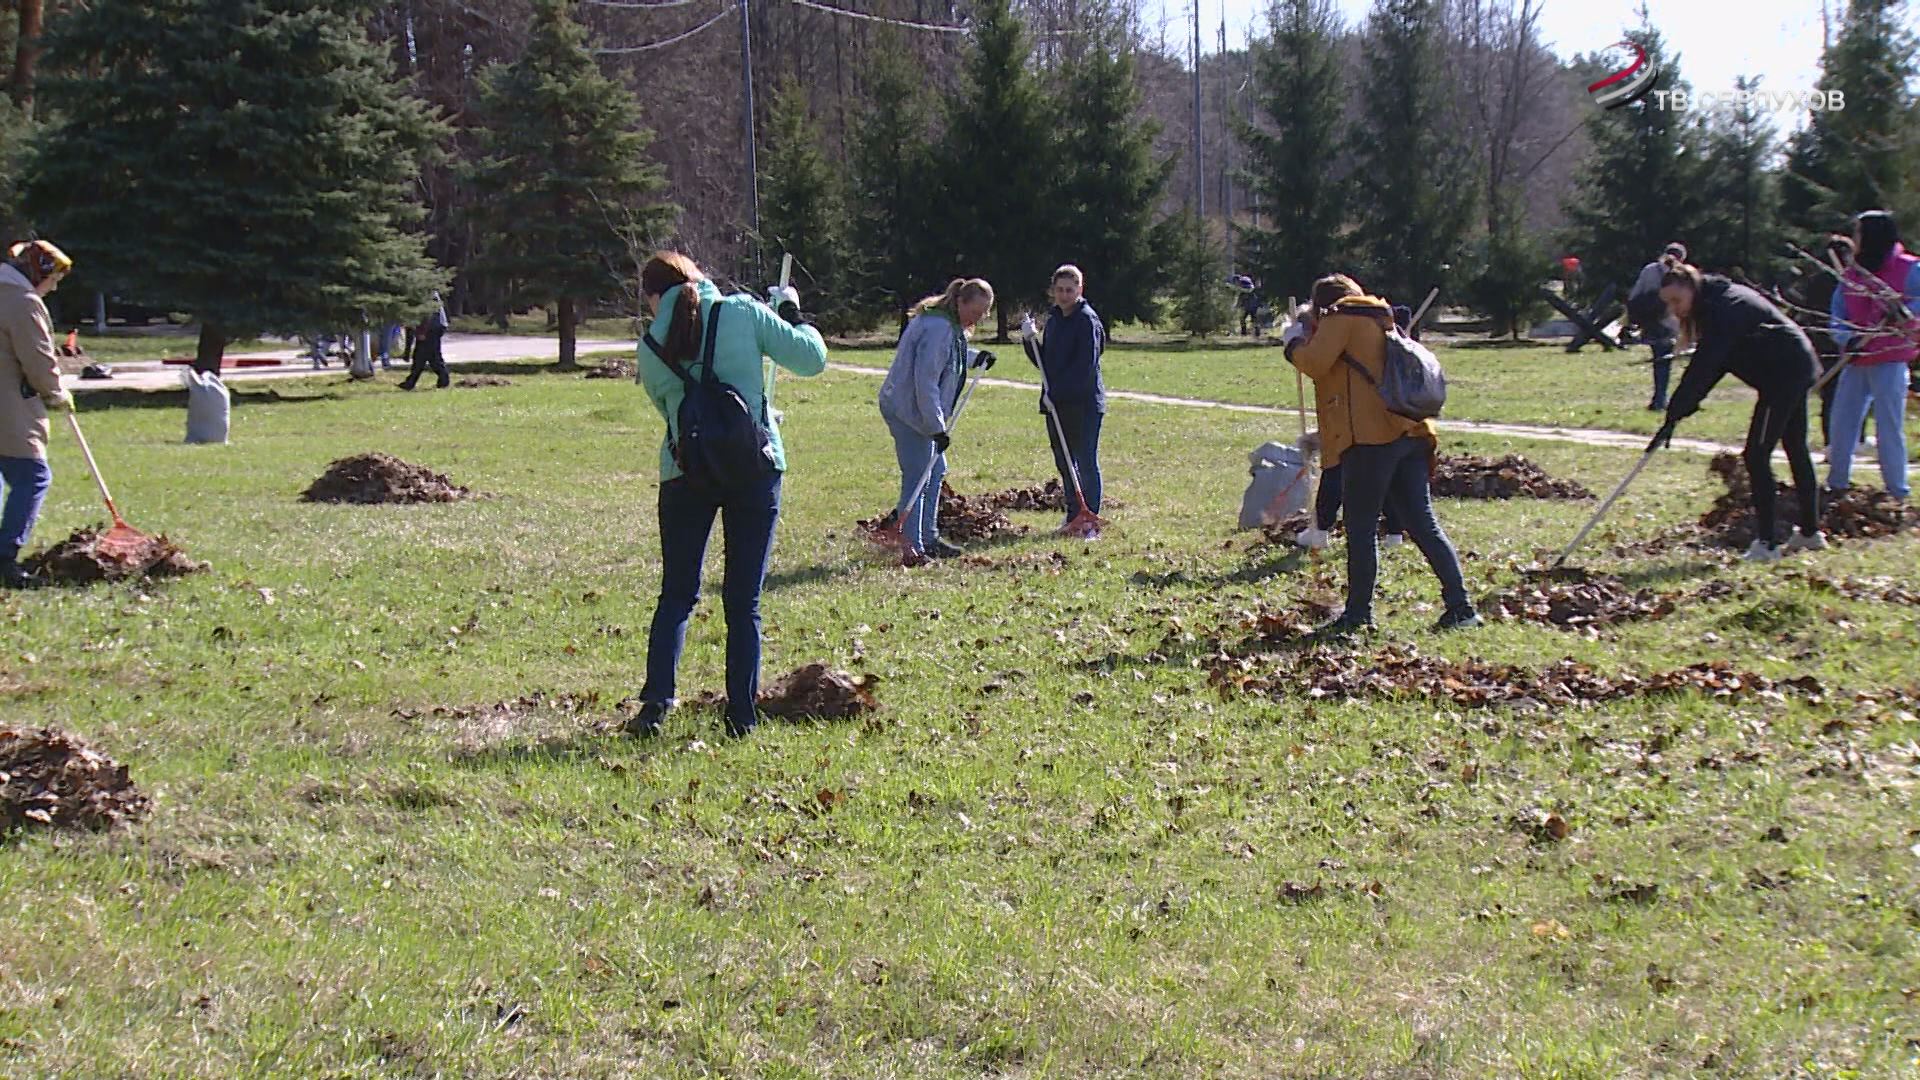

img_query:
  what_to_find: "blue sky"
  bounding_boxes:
[1144,0,1920,116]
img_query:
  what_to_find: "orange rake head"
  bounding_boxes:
[1056,507,1107,540]
[93,516,155,563]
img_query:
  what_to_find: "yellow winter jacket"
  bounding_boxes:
[1287,295,1437,469]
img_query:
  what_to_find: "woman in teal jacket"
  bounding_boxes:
[629,252,828,738]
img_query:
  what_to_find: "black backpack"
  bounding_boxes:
[644,302,775,493]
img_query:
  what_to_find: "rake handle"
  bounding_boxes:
[1552,449,1656,568]
[65,409,125,526]
[1287,295,1308,440]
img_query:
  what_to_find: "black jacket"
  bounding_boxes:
[1039,300,1106,413]
[1666,277,1818,421]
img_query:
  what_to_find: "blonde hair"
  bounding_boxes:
[1309,273,1363,317]
[908,277,994,321]
[1052,264,1083,287]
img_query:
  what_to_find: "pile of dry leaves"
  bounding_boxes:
[454,375,512,388]
[584,358,635,380]
[685,664,882,721]
[1487,567,1677,630]
[1701,452,1914,547]
[1209,643,1825,711]
[302,453,474,505]
[857,482,1028,544]
[1432,454,1592,500]
[1,727,150,834]
[26,527,207,584]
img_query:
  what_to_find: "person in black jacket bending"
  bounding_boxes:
[1029,264,1107,531]
[1653,264,1825,561]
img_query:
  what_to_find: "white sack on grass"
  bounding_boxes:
[182,368,230,445]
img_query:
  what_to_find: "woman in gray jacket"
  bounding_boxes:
[877,277,995,563]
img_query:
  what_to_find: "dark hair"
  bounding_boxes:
[1855,210,1899,272]
[640,252,706,365]
[1659,262,1705,345]
[1309,273,1362,317]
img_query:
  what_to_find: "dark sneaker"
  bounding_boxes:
[1435,606,1483,631]
[1313,611,1375,638]
[0,562,34,590]
[622,699,670,737]
[725,709,759,739]
[398,380,417,391]
[927,538,964,559]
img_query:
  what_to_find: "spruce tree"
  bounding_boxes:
[1560,26,1698,296]
[1054,7,1174,326]
[0,100,29,241]
[1347,0,1476,304]
[23,0,447,371]
[937,0,1058,340]
[849,35,937,327]
[1782,0,1919,233]
[760,78,858,334]
[1235,0,1349,302]
[1691,78,1781,276]
[1168,213,1233,337]
[1464,219,1549,340]
[466,0,673,369]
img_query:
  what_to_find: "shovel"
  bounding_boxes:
[65,409,153,559]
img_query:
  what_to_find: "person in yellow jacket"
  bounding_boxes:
[1283,273,1479,634]
[0,240,75,588]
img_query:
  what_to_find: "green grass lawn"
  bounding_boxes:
[69,330,280,365]
[5,365,1918,1076]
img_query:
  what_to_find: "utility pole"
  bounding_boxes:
[1191,0,1203,216]
[1220,12,1230,258]
[739,0,761,277]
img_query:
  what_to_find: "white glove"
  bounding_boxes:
[768,285,800,310]
[42,387,75,413]
[1019,314,1039,343]
[1281,319,1309,350]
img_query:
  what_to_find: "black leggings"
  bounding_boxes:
[1746,391,1819,544]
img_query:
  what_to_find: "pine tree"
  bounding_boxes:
[936,0,1058,340]
[466,0,673,369]
[0,99,30,241]
[849,35,937,327]
[1168,213,1233,337]
[1690,77,1781,276]
[1235,0,1349,302]
[1464,218,1549,340]
[1782,0,1920,233]
[1348,0,1476,304]
[23,0,447,371]
[760,78,858,334]
[1054,7,1174,327]
[1560,26,1699,297]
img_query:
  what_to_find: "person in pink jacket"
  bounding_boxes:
[1827,210,1919,502]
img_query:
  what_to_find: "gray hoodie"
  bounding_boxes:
[878,308,972,437]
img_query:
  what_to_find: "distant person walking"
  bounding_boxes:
[398,291,450,390]
[0,240,76,588]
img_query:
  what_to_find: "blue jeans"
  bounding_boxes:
[1826,362,1911,499]
[0,456,51,564]
[1044,402,1103,521]
[1338,438,1469,622]
[885,413,944,552]
[640,471,782,733]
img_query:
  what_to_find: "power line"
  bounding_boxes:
[591,6,732,53]
[583,0,709,8]
[786,0,969,33]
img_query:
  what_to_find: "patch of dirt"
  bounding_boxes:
[26,527,208,584]
[1431,454,1593,500]
[584,358,635,379]
[302,453,474,505]
[1,726,150,834]
[1700,452,1915,548]
[394,692,605,752]
[1488,567,1677,630]
[756,663,881,721]
[1208,643,1829,711]
[454,375,512,388]
[857,482,1029,544]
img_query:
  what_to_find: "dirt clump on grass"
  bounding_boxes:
[584,358,635,379]
[1431,454,1592,500]
[26,527,208,584]
[1701,453,1914,548]
[857,482,1028,544]
[757,664,881,720]
[454,375,512,388]
[1,727,150,834]
[302,453,474,505]
[1488,567,1677,630]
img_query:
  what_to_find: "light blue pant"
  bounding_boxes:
[885,413,944,553]
[1825,362,1910,499]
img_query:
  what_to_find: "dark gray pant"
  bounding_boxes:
[1339,437,1470,621]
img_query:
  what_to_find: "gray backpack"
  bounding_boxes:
[1343,328,1447,420]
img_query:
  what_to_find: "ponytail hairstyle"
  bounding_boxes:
[639,251,707,365]
[1658,261,1705,348]
[908,277,995,330]
[1308,273,1363,319]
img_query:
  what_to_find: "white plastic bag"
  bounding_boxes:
[1238,440,1313,530]
[182,368,230,444]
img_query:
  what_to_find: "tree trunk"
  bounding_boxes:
[11,0,44,119]
[194,323,229,375]
[556,296,577,371]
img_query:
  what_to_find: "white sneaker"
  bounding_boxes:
[1743,540,1783,563]
[1381,533,1405,548]
[1784,529,1828,553]
[1295,526,1331,551]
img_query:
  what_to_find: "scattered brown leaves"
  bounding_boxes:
[856,482,1029,544]
[454,375,512,388]
[756,664,881,721]
[584,358,635,379]
[1432,454,1592,500]
[1791,571,1920,606]
[302,453,474,505]
[25,527,208,584]
[1701,452,1916,547]
[1489,567,1677,630]
[0,726,150,834]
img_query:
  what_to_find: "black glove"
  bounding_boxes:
[972,349,996,371]
[1646,420,1676,453]
[776,300,804,327]
[931,431,951,453]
